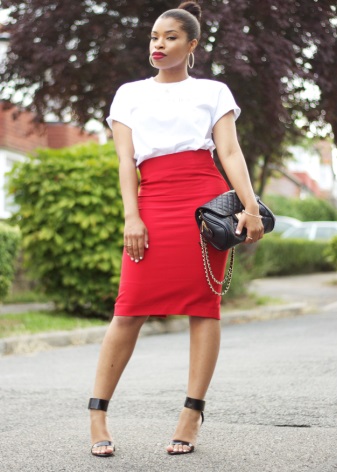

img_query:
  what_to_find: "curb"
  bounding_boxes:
[0,302,309,357]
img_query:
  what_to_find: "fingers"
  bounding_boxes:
[236,214,264,244]
[235,223,244,236]
[244,229,264,244]
[144,232,149,251]
[124,239,143,262]
[124,233,149,262]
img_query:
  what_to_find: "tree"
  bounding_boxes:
[1,0,336,187]
[309,24,337,141]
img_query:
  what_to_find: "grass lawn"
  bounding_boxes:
[3,290,52,304]
[221,293,281,311]
[0,311,107,338]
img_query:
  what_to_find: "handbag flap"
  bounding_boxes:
[198,190,254,217]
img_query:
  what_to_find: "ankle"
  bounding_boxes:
[182,407,201,418]
[178,408,202,427]
[90,409,107,421]
[90,412,111,439]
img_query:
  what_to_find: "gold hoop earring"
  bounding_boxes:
[188,52,195,69]
[149,55,156,68]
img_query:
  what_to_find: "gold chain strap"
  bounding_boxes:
[200,234,235,296]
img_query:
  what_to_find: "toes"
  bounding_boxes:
[91,442,115,457]
[167,441,193,454]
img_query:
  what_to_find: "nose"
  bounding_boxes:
[155,38,164,49]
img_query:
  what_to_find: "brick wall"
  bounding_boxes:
[0,104,48,153]
[46,122,98,149]
[0,103,98,154]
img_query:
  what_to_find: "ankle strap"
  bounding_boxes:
[184,397,205,412]
[88,398,109,411]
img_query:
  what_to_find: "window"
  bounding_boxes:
[315,226,337,241]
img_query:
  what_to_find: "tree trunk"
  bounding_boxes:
[258,155,270,197]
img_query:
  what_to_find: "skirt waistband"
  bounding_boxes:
[138,149,229,201]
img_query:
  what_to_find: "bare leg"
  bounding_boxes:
[90,315,148,454]
[167,317,221,453]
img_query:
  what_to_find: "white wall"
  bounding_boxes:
[0,149,25,219]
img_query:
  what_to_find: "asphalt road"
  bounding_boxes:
[0,308,336,472]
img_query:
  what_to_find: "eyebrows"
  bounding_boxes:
[151,29,179,34]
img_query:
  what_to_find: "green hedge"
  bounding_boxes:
[253,235,334,276]
[0,222,20,301]
[264,195,337,221]
[325,235,337,270]
[227,245,257,297]
[7,142,124,316]
[219,234,334,301]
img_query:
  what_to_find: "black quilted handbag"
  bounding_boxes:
[195,190,275,295]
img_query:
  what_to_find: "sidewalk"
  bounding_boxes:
[0,272,336,356]
[0,301,54,315]
[249,272,337,310]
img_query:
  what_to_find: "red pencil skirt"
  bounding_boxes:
[114,150,230,319]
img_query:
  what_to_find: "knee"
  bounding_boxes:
[189,316,219,326]
[112,315,148,330]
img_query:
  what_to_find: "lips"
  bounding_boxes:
[152,52,166,60]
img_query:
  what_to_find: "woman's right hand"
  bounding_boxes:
[124,215,149,263]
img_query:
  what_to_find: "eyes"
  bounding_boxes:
[150,36,177,41]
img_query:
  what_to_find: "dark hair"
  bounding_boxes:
[160,1,201,41]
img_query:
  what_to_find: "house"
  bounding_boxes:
[265,142,337,205]
[0,103,99,219]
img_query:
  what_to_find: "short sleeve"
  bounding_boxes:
[212,84,241,127]
[106,84,132,130]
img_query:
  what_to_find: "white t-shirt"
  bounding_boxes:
[106,76,241,167]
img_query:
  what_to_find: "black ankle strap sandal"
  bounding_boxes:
[88,398,115,457]
[184,396,205,424]
[88,397,110,412]
[168,396,206,456]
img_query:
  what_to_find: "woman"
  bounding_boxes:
[88,1,264,457]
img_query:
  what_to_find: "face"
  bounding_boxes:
[149,17,197,70]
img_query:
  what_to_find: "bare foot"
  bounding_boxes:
[90,410,115,456]
[166,408,203,454]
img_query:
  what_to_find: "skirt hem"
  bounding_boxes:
[113,309,221,320]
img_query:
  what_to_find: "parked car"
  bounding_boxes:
[273,216,302,234]
[281,221,337,241]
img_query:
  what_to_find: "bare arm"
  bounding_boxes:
[213,112,264,242]
[112,121,149,262]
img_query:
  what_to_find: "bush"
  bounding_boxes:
[253,235,334,276]
[264,195,337,221]
[0,222,20,301]
[225,245,255,298]
[7,142,124,316]
[324,235,337,269]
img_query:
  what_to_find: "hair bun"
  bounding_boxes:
[178,1,202,22]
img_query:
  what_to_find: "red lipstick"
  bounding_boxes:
[152,52,166,60]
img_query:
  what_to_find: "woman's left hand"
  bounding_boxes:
[235,212,264,244]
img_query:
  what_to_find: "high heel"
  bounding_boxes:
[168,396,205,455]
[88,397,115,457]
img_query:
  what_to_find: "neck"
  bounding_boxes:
[154,67,189,83]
